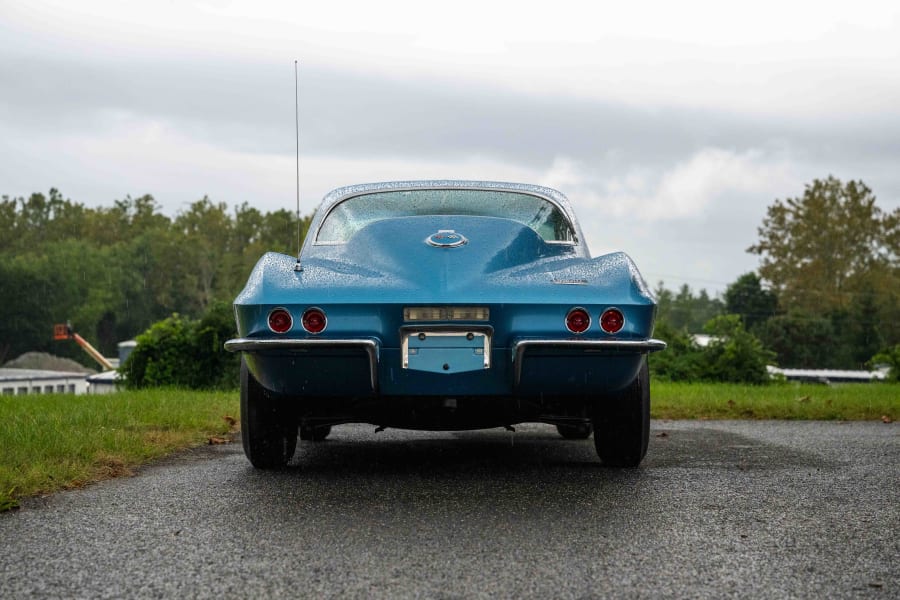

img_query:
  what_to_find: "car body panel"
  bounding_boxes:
[227,181,664,430]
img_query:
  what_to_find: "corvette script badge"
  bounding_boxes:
[425,229,468,248]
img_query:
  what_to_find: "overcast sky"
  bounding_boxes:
[2,0,899,293]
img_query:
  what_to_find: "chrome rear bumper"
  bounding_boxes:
[225,338,379,391]
[511,338,667,386]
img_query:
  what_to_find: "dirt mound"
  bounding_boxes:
[3,352,97,374]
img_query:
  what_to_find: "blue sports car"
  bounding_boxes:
[225,181,665,468]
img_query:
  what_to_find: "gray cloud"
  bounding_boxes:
[7,51,900,179]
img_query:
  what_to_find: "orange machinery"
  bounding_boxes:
[53,323,115,371]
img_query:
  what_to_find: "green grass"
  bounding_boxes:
[652,381,899,421]
[0,389,238,512]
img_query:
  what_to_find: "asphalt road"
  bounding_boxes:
[1,421,897,599]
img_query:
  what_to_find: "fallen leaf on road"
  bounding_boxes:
[208,436,229,445]
[881,415,893,424]
[655,432,669,438]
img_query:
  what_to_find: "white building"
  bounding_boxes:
[85,370,123,394]
[766,365,888,384]
[0,368,89,396]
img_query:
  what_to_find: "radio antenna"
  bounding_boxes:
[293,59,303,271]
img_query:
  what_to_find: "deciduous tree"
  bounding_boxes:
[748,177,898,316]
[748,177,899,367]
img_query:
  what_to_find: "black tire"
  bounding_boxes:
[556,423,593,439]
[299,424,332,442]
[592,358,650,467]
[240,359,298,469]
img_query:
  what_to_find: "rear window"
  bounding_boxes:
[316,189,576,243]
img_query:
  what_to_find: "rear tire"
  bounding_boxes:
[556,423,593,439]
[592,358,650,467]
[240,359,297,469]
[299,424,332,442]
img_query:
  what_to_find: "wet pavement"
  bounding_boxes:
[1,421,897,598]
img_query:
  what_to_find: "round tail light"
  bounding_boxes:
[600,308,625,334]
[301,308,327,334]
[565,307,591,334]
[268,308,293,334]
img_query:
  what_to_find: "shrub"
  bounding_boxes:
[870,345,900,382]
[649,320,705,382]
[651,315,775,384]
[702,315,775,384]
[121,301,239,389]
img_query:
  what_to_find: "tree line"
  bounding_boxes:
[0,189,310,366]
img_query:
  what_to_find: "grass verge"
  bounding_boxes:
[0,389,238,512]
[652,381,899,421]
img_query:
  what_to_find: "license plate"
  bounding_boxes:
[401,330,491,374]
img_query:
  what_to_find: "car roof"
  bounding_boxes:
[309,180,585,246]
